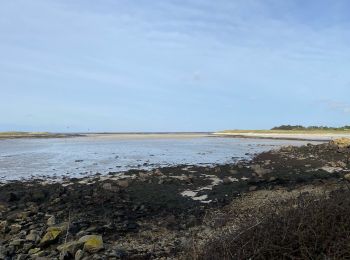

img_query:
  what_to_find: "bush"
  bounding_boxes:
[195,189,350,259]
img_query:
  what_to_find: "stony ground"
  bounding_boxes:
[0,139,350,259]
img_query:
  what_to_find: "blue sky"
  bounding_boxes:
[1,0,350,132]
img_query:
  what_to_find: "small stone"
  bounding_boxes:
[249,185,257,191]
[153,169,163,176]
[102,183,119,192]
[229,169,238,174]
[78,235,104,253]
[251,165,272,177]
[47,216,56,226]
[116,180,129,188]
[268,176,277,182]
[57,241,82,256]
[39,228,62,247]
[222,177,232,185]
[10,239,25,246]
[75,249,84,260]
[15,254,28,260]
[344,173,350,181]
[0,220,8,233]
[26,230,41,243]
[10,224,22,234]
[28,248,41,255]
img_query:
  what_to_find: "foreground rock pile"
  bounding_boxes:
[0,139,350,259]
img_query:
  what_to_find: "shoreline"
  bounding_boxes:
[2,131,349,141]
[213,131,350,141]
[1,140,350,258]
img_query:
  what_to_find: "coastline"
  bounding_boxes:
[213,131,350,141]
[1,140,350,258]
[2,130,349,142]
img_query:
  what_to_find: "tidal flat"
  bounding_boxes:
[1,136,350,259]
[0,134,315,181]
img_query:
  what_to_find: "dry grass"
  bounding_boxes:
[193,188,350,260]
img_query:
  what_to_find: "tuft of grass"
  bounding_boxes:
[194,189,350,260]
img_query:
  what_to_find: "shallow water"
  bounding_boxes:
[0,134,321,180]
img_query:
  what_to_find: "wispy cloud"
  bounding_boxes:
[324,100,350,114]
[1,0,350,131]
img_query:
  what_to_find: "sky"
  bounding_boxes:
[1,0,350,132]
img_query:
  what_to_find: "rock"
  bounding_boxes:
[337,161,347,168]
[0,220,8,233]
[268,176,277,182]
[28,248,41,255]
[75,249,84,260]
[57,241,82,256]
[249,185,257,191]
[78,235,104,253]
[39,228,63,247]
[26,230,40,242]
[15,254,28,260]
[47,223,68,233]
[22,243,33,252]
[10,224,22,234]
[344,173,350,181]
[153,169,163,176]
[116,180,129,188]
[251,165,272,177]
[47,216,56,226]
[214,167,221,173]
[222,177,232,185]
[9,239,25,246]
[102,183,119,192]
[229,169,238,174]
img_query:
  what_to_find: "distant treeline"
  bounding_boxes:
[271,125,350,130]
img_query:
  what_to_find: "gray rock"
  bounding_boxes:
[9,239,25,246]
[47,216,56,226]
[10,224,22,234]
[344,173,350,181]
[0,220,8,233]
[251,164,272,177]
[223,177,232,184]
[26,230,41,243]
[75,249,84,260]
[116,180,129,188]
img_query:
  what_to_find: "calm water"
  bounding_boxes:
[0,134,319,181]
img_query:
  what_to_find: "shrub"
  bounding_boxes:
[196,189,350,259]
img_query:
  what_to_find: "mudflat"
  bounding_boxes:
[1,140,350,258]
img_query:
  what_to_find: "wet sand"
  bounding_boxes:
[1,140,349,258]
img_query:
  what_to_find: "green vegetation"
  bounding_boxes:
[271,125,350,130]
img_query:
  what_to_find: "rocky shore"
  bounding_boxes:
[1,139,350,259]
